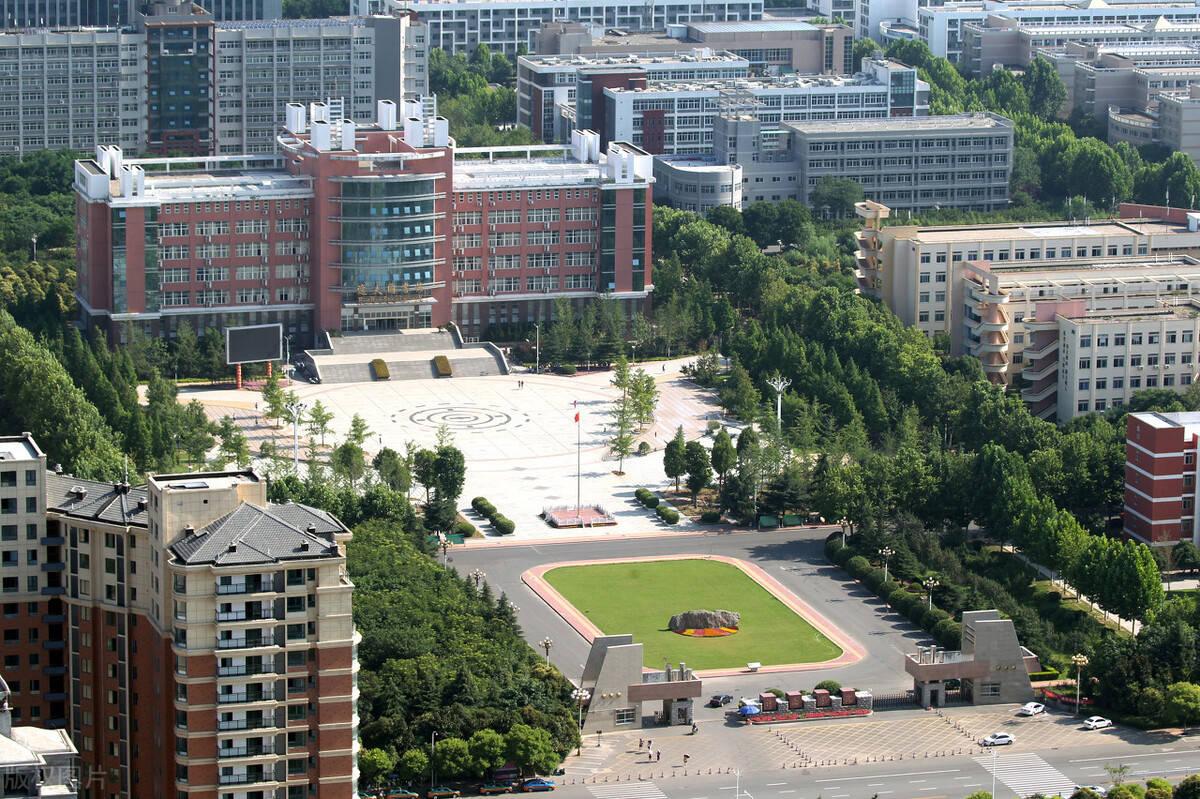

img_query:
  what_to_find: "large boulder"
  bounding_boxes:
[668,609,740,630]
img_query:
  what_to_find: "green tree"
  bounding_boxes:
[261,371,285,428]
[1166,682,1200,730]
[374,447,412,494]
[853,37,880,71]
[1176,540,1200,574]
[397,749,430,781]
[433,445,467,501]
[710,428,736,492]
[468,729,507,778]
[684,440,712,506]
[809,176,865,218]
[305,399,334,447]
[331,440,366,489]
[358,748,395,788]
[1021,56,1067,120]
[608,354,636,473]
[433,737,472,779]
[664,426,687,491]
[348,413,372,447]
[630,370,659,427]
[413,448,438,504]
[179,400,216,465]
[217,416,250,468]
[504,724,559,776]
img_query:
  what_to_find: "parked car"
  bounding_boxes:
[1083,716,1113,730]
[982,732,1015,746]
[1018,702,1045,716]
[708,694,733,707]
[478,785,513,795]
[518,779,555,792]
[427,788,460,799]
[386,790,419,799]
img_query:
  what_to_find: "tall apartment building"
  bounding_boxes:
[1125,410,1200,546]
[653,111,1012,213]
[0,432,358,799]
[351,0,763,56]
[602,57,930,154]
[533,20,854,77]
[0,0,281,28]
[0,5,427,157]
[855,202,1200,419]
[517,49,751,142]
[74,99,653,342]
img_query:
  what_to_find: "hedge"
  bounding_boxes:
[371,358,390,380]
[433,355,452,376]
[700,510,722,523]
[452,521,476,537]
[556,364,577,375]
[656,505,680,524]
[846,556,871,578]
[863,568,886,593]
[634,488,660,509]
[471,497,496,517]
[831,547,853,567]
[493,516,515,535]
[879,580,901,598]
[1028,669,1061,681]
[470,496,513,534]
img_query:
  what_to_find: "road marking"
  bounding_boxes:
[589,784,667,799]
[1070,751,1178,763]
[976,752,1077,797]
[767,783,786,786]
[814,770,960,783]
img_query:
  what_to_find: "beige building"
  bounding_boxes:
[855,202,1200,419]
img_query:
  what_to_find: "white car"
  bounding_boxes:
[1018,702,1046,716]
[982,732,1015,746]
[1083,716,1113,730]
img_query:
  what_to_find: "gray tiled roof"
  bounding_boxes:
[44,473,149,527]
[170,502,345,566]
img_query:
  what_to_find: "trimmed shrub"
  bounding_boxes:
[637,441,652,455]
[634,488,660,509]
[452,521,476,537]
[656,505,680,524]
[887,587,911,608]
[922,606,951,629]
[1028,669,1060,682]
[556,363,577,375]
[831,547,853,567]
[1145,778,1172,797]
[1147,789,1172,799]
[878,580,901,598]
[471,497,493,514]
[765,688,786,698]
[862,568,886,593]
[433,355,452,376]
[371,358,390,380]
[933,618,961,648]
[814,679,842,694]
[700,510,722,523]
[492,516,515,535]
[846,556,871,579]
[825,537,844,560]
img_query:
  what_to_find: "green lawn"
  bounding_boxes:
[543,559,841,670]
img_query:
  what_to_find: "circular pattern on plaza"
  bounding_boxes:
[407,404,527,432]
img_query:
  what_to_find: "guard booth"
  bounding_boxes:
[903,610,1039,707]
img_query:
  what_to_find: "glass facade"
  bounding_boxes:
[336,178,441,289]
[144,207,161,313]
[631,187,646,292]
[111,208,127,313]
[147,23,212,154]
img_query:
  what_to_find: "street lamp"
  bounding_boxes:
[430,731,441,793]
[571,687,590,755]
[990,746,997,798]
[923,576,940,611]
[439,535,451,566]
[838,517,849,546]
[765,374,791,428]
[539,636,554,664]
[469,569,486,591]
[879,547,895,583]
[1072,653,1090,717]
[283,398,307,474]
[525,323,541,375]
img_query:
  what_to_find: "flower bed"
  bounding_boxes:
[674,626,738,637]
[745,708,871,724]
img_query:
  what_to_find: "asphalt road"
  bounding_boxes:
[449,526,928,695]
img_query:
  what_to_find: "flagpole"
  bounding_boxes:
[576,405,582,522]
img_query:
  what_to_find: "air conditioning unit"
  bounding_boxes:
[489,288,497,296]
[544,267,551,275]
[300,277,309,284]
[206,235,213,243]
[298,254,307,262]
[529,198,534,205]
[261,279,269,287]
[205,281,213,288]
[489,224,496,232]
[489,247,496,254]
[206,259,213,266]
[544,245,551,253]
[489,201,496,206]
[542,287,550,294]
[544,222,551,229]
[261,256,268,264]
[261,232,268,241]
[205,301,214,308]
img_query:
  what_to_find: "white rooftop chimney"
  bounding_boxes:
[311,119,332,151]
[118,165,133,197]
[377,99,397,131]
[340,118,357,151]
[285,102,307,134]
[132,164,145,196]
[310,101,329,124]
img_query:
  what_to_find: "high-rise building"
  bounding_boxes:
[0,432,358,799]
[0,6,428,157]
[74,99,654,342]
[352,0,763,56]
[1125,410,1200,546]
[0,0,282,28]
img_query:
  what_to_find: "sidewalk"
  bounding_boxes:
[1007,547,1141,634]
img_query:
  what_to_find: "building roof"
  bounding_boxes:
[1131,410,1200,433]
[169,501,345,566]
[892,217,1185,243]
[687,20,818,32]
[44,473,148,527]
[0,435,40,463]
[520,50,747,68]
[453,157,611,190]
[787,112,1011,135]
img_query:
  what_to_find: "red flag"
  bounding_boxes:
[574,412,580,423]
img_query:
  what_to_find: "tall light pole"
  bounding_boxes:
[469,568,486,591]
[525,323,541,375]
[539,636,554,664]
[1072,653,1089,717]
[284,398,306,473]
[430,731,440,793]
[838,517,849,546]
[571,687,590,755]
[765,374,791,428]
[879,547,894,583]
[991,747,997,798]
[923,576,940,610]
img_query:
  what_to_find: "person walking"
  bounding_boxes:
[682,754,689,766]
[656,751,661,763]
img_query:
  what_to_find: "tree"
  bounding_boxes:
[684,440,712,506]
[853,37,880,71]
[809,176,865,219]
[1176,540,1200,574]
[433,445,467,501]
[468,729,507,778]
[504,724,559,776]
[358,748,395,788]
[397,749,430,781]
[710,428,736,492]
[179,400,216,466]
[1166,682,1200,730]
[608,354,636,473]
[664,426,687,491]
[261,371,285,428]
[331,440,366,489]
[217,417,250,468]
[433,737,472,779]
[348,413,372,447]
[305,400,334,447]
[1176,775,1200,799]
[630,370,659,427]
[1021,56,1067,120]
[413,448,438,504]
[374,447,412,494]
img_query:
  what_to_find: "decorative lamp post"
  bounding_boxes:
[430,731,441,793]
[283,399,307,474]
[838,518,849,546]
[571,688,591,755]
[525,324,541,374]
[539,636,553,664]
[469,569,486,591]
[1072,653,1090,717]
[923,576,940,611]
[765,374,791,428]
[879,547,895,583]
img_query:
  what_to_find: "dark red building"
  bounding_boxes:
[1124,411,1200,545]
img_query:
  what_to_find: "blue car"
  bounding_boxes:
[519,779,555,793]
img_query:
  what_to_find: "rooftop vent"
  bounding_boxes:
[306,524,317,534]
[137,498,148,511]
[227,544,237,553]
[299,542,310,552]
[70,486,87,500]
[184,524,195,536]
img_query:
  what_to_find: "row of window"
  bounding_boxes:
[1079,352,1195,369]
[1080,373,1193,392]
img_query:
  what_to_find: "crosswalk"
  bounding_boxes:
[588,782,668,799]
[975,752,1078,797]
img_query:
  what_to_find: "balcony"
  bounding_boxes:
[218,663,270,677]
[218,690,275,705]
[218,744,275,759]
[218,773,271,786]
[218,718,274,731]
[1021,382,1057,403]
[217,636,273,651]
[1021,361,1058,382]
[217,609,275,622]
[216,580,270,596]
[1020,339,1058,360]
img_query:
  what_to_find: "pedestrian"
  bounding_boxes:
[662,365,666,372]
[683,754,689,766]
[646,740,652,751]
[656,751,661,763]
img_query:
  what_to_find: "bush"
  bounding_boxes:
[863,568,886,593]
[846,556,872,579]
[452,521,476,537]
[1175,775,1200,799]
[814,679,842,694]
[887,587,911,608]
[656,505,680,524]
[471,497,494,515]
[433,355,452,376]
[831,547,853,567]
[637,441,652,455]
[556,363,577,375]
[492,516,515,535]
[700,510,722,523]
[825,537,844,560]
[878,580,901,598]
[371,358,390,380]
[706,420,721,434]
[1145,778,1172,797]
[765,688,786,698]
[634,488,660,509]
[1147,789,1172,799]
[1027,669,1060,682]
[933,618,961,648]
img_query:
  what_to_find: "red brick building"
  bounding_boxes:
[74,98,653,345]
[0,434,358,799]
[1124,411,1200,545]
